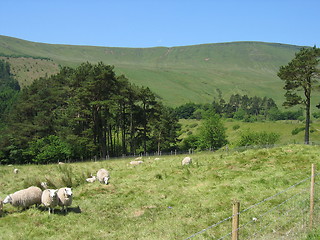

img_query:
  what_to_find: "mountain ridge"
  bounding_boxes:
[0,35,311,107]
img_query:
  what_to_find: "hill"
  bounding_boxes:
[0,35,310,106]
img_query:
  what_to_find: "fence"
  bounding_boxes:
[184,164,320,240]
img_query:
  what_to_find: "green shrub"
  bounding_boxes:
[233,124,240,130]
[237,131,280,147]
[292,127,305,135]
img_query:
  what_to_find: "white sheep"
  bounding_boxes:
[13,168,19,174]
[97,168,110,184]
[130,160,143,166]
[57,187,73,213]
[182,156,192,165]
[3,186,42,209]
[41,189,58,214]
[86,175,96,183]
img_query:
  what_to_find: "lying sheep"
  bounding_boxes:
[130,160,143,166]
[86,175,96,183]
[3,186,42,209]
[97,169,110,184]
[57,187,73,213]
[13,168,19,174]
[182,156,192,166]
[41,189,58,214]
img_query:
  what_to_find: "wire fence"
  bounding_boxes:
[183,165,320,240]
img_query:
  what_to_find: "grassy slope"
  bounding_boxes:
[0,35,310,107]
[0,144,319,239]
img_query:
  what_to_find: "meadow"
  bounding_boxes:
[1,143,320,239]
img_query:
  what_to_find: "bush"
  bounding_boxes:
[237,131,280,147]
[291,127,304,135]
[233,124,240,130]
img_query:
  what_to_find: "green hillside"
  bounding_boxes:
[0,35,310,106]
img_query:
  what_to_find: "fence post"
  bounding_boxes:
[232,200,240,240]
[310,163,316,229]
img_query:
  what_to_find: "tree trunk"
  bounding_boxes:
[305,80,311,145]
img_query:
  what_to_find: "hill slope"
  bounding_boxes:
[0,35,307,106]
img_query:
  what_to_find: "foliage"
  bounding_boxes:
[278,46,320,144]
[197,111,228,150]
[0,62,181,164]
[237,130,280,147]
[25,135,72,164]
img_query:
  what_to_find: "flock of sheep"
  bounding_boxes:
[0,167,111,215]
[0,156,192,216]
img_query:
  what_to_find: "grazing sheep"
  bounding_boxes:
[13,168,19,174]
[86,175,96,183]
[41,189,58,214]
[3,186,42,209]
[135,157,142,160]
[130,160,143,166]
[182,156,192,166]
[57,187,73,213]
[97,168,110,184]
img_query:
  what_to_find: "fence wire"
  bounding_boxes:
[183,172,318,240]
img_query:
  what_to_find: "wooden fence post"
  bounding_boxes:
[232,201,240,240]
[310,164,315,229]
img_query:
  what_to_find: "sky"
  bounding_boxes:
[1,0,320,48]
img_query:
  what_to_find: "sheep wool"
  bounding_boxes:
[3,186,42,209]
[57,187,73,212]
[41,189,59,214]
[130,160,143,166]
[97,168,110,184]
[182,156,192,165]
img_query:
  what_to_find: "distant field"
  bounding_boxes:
[1,144,320,239]
[179,119,320,146]
[2,35,316,107]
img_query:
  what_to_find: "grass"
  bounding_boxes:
[3,35,319,107]
[178,119,320,147]
[1,144,320,239]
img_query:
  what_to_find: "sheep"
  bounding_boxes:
[13,168,19,174]
[57,187,73,213]
[130,160,143,166]
[182,156,192,166]
[3,186,42,209]
[97,168,110,184]
[86,175,96,183]
[41,189,58,214]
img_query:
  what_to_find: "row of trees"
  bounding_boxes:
[174,95,303,121]
[0,62,181,164]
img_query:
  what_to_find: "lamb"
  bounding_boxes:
[57,187,73,213]
[182,156,192,166]
[97,168,110,184]
[13,168,19,174]
[3,186,42,209]
[41,189,58,214]
[86,175,96,183]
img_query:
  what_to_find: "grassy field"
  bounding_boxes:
[1,144,320,239]
[2,35,316,107]
[178,119,320,147]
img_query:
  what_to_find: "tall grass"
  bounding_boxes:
[0,144,320,239]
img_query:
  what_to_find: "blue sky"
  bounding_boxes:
[1,0,319,48]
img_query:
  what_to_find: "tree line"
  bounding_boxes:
[173,94,303,122]
[0,62,180,164]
